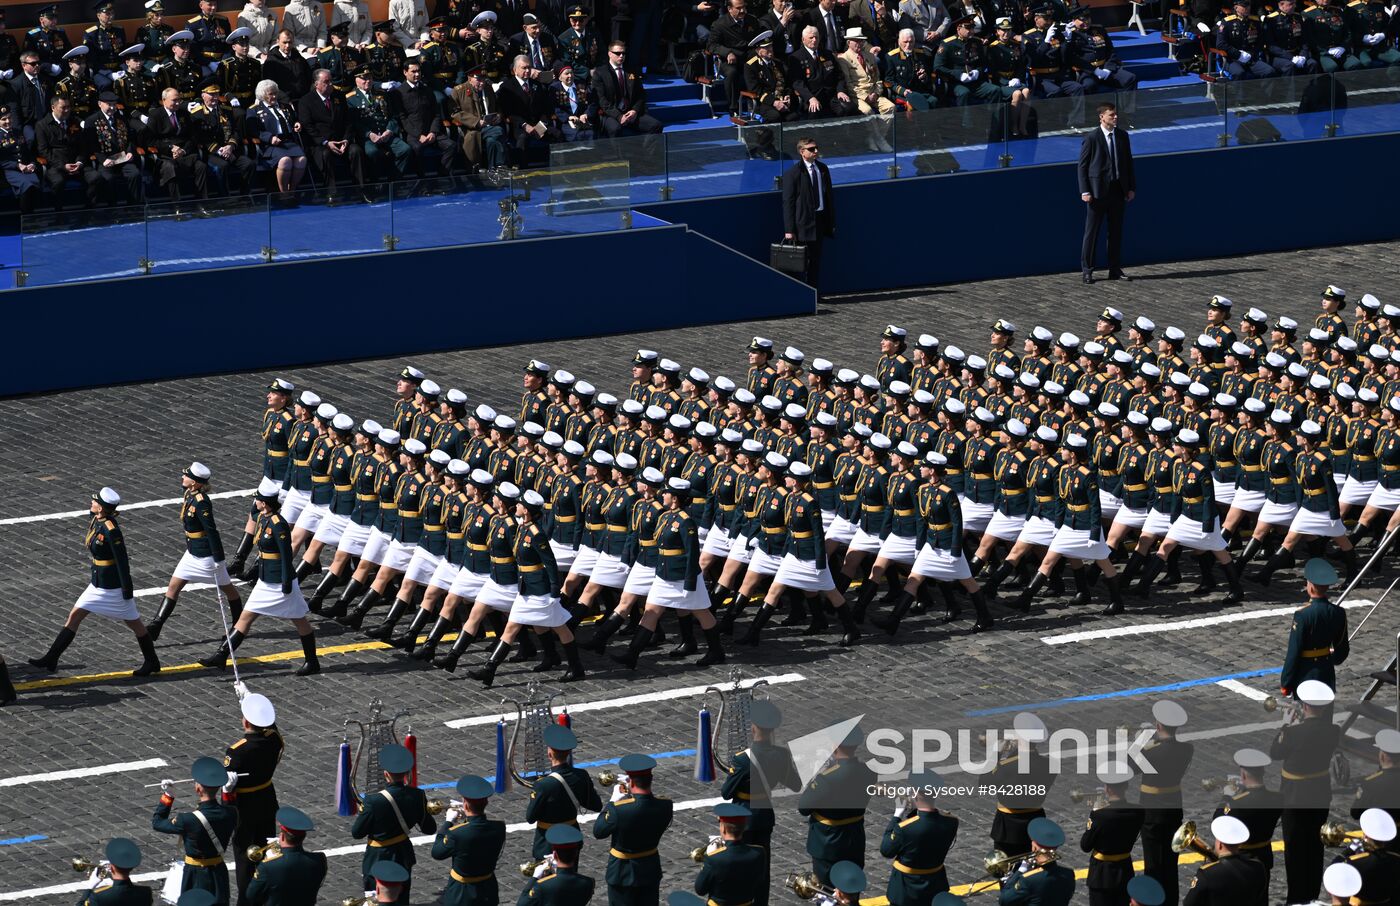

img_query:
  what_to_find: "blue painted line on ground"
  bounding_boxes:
[0,835,47,846]
[419,749,698,790]
[966,669,1275,717]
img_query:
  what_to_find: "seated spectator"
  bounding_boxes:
[510,14,560,83]
[84,90,142,205]
[882,27,936,110]
[933,16,1001,107]
[709,0,764,115]
[348,68,412,179]
[247,78,307,198]
[898,0,951,46]
[499,53,561,156]
[450,64,507,172]
[553,64,595,142]
[0,104,40,213]
[790,25,854,118]
[262,29,313,100]
[760,0,802,57]
[396,57,459,175]
[193,80,257,196]
[148,86,210,211]
[297,67,367,196]
[36,96,99,210]
[592,42,663,137]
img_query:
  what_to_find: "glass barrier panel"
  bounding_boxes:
[894,102,1002,178]
[19,204,148,286]
[1003,90,1084,168]
[782,114,895,184]
[1113,80,1226,155]
[389,175,516,250]
[269,182,393,263]
[143,194,267,275]
[550,132,661,204]
[1221,71,1337,144]
[508,161,632,239]
[664,121,783,199]
[1329,66,1400,138]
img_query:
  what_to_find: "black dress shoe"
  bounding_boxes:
[1108,271,1131,281]
[1082,273,1094,284]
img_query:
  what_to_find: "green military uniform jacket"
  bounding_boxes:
[349,783,435,879]
[525,766,604,859]
[1280,595,1349,694]
[720,741,801,845]
[243,845,328,906]
[514,521,561,597]
[1181,852,1267,905]
[796,756,874,865]
[79,879,153,906]
[152,798,238,906]
[1213,785,1282,869]
[431,814,507,906]
[594,791,673,891]
[88,515,135,598]
[694,841,767,906]
[880,810,956,905]
[997,860,1075,906]
[517,866,595,906]
[182,488,227,561]
[253,513,296,593]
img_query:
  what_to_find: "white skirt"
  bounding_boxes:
[1289,507,1346,538]
[646,576,714,610]
[1112,505,1149,530]
[1166,515,1227,551]
[877,533,919,565]
[820,510,834,532]
[244,578,309,619]
[1258,500,1299,527]
[1142,509,1173,537]
[827,515,858,545]
[509,592,571,627]
[313,512,350,546]
[748,547,783,576]
[360,527,393,565]
[959,499,995,533]
[568,543,601,577]
[1230,487,1267,513]
[848,526,884,554]
[771,552,836,591]
[448,568,489,600]
[476,577,518,610]
[698,525,711,543]
[172,551,232,586]
[1019,515,1059,547]
[725,534,755,565]
[623,562,657,595]
[335,520,373,556]
[911,544,972,581]
[293,501,329,533]
[1212,478,1236,506]
[549,539,578,571]
[590,551,632,588]
[385,539,417,571]
[76,584,139,621]
[1341,476,1378,506]
[701,526,734,557]
[1049,525,1111,561]
[405,548,442,585]
[429,558,461,591]
[281,487,311,525]
[1368,483,1400,511]
[985,511,1026,542]
[1098,490,1123,520]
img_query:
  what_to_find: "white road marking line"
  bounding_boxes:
[0,796,728,901]
[444,672,806,728]
[1040,600,1373,645]
[0,490,256,527]
[0,758,168,788]
[1216,679,1270,702]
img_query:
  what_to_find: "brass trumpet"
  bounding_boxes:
[1263,696,1303,725]
[783,871,835,900]
[70,858,111,879]
[246,841,282,863]
[427,798,464,815]
[1320,820,1372,852]
[520,855,556,878]
[340,895,375,906]
[690,835,722,863]
[1170,821,1218,862]
[597,771,618,788]
[963,849,1055,895]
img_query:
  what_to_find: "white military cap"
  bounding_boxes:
[419,379,441,395]
[1005,419,1028,437]
[1296,679,1335,706]
[299,390,321,407]
[496,481,521,500]
[1097,763,1134,786]
[316,402,338,420]
[241,693,276,727]
[573,381,595,396]
[896,441,919,458]
[740,438,765,454]
[377,429,401,445]
[1210,815,1249,846]
[668,477,693,491]
[613,453,639,470]
[1133,316,1155,332]
[562,440,585,457]
[590,451,614,467]
[403,439,427,455]
[1361,808,1396,842]
[1152,700,1188,727]
[186,462,211,480]
[783,404,807,420]
[522,421,545,437]
[469,468,494,485]
[446,388,468,404]
[688,367,710,383]
[1376,728,1400,755]
[360,419,382,435]
[1233,748,1270,770]
[97,486,122,506]
[447,459,469,476]
[332,413,354,431]
[427,449,450,467]
[493,415,517,430]
[1012,712,1047,743]
[552,369,575,385]
[474,404,497,422]
[1323,863,1362,900]
[714,376,736,392]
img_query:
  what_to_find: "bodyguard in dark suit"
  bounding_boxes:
[1078,100,1135,284]
[297,68,366,193]
[592,44,662,136]
[11,53,57,140]
[780,136,834,290]
[36,96,100,209]
[396,58,459,175]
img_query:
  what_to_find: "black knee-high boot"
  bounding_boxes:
[718,596,750,635]
[294,558,319,582]
[1237,537,1263,569]
[307,570,342,613]
[584,612,627,653]
[1008,571,1047,613]
[198,630,245,670]
[611,626,654,670]
[0,659,15,704]
[133,634,161,677]
[1192,553,1216,594]
[1071,568,1092,606]
[1119,550,1146,585]
[1159,547,1183,587]
[325,578,366,620]
[1102,575,1126,615]
[146,596,178,641]
[1253,546,1294,586]
[296,632,320,676]
[668,615,698,657]
[852,579,879,623]
[1222,559,1244,604]
[739,603,777,645]
[968,555,987,578]
[390,608,434,650]
[938,583,961,623]
[1340,544,1360,581]
[534,634,562,672]
[510,631,538,662]
[969,590,994,631]
[982,560,1015,598]
[871,592,916,636]
[697,624,726,666]
[1046,561,1067,596]
[340,588,384,629]
[779,589,810,626]
[365,596,412,639]
[410,615,452,659]
[432,627,477,671]
[560,639,586,682]
[833,570,853,595]
[1133,554,1165,598]
[802,596,830,635]
[834,603,860,647]
[28,627,74,672]
[229,532,255,576]
[467,641,512,687]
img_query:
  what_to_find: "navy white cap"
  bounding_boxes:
[298,390,320,407]
[185,461,211,481]
[403,438,427,455]
[316,402,338,420]
[377,429,401,445]
[332,413,354,431]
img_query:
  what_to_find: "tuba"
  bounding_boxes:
[1171,821,1217,862]
[783,871,835,900]
[246,841,282,863]
[706,668,770,776]
[503,680,566,790]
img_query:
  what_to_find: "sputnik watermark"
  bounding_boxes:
[862,726,1159,776]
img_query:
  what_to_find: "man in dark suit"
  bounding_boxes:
[297,67,366,195]
[802,0,846,57]
[262,29,312,101]
[591,42,662,137]
[1078,101,1134,284]
[35,96,99,209]
[10,51,57,140]
[509,14,560,82]
[789,24,854,118]
[780,135,834,292]
[496,54,560,158]
[148,86,209,209]
[396,57,458,176]
[708,0,763,115]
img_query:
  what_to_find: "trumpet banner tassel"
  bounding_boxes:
[336,740,358,817]
[494,718,510,794]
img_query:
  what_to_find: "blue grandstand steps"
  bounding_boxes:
[642,76,705,103]
[1125,58,1184,81]
[650,96,720,125]
[1110,29,1172,61]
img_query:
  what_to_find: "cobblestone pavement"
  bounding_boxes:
[2,243,1398,905]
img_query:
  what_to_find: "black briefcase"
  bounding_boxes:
[769,241,808,277]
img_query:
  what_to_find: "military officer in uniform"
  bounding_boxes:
[1264,0,1317,75]
[80,838,151,906]
[1271,679,1342,905]
[349,69,412,179]
[316,23,365,93]
[518,825,596,906]
[216,29,261,108]
[526,725,605,860]
[430,775,507,906]
[559,7,603,86]
[369,862,411,905]
[161,31,205,104]
[1279,557,1350,696]
[594,754,673,906]
[57,46,100,122]
[154,757,240,906]
[694,804,766,906]
[114,44,158,137]
[1079,764,1143,906]
[365,21,408,86]
[1352,728,1400,822]
[225,693,284,905]
[935,16,1001,105]
[1023,6,1084,118]
[743,31,797,158]
[85,89,142,204]
[1349,0,1400,67]
[243,806,328,906]
[987,712,1056,856]
[189,0,232,72]
[719,700,801,906]
[0,12,20,79]
[1180,815,1267,905]
[880,771,957,906]
[1136,700,1192,906]
[797,722,875,886]
[26,5,73,73]
[150,462,238,639]
[350,743,435,905]
[998,818,1075,906]
[1211,748,1281,873]
[1306,0,1363,71]
[194,79,256,195]
[85,2,127,87]
[829,862,869,905]
[1126,877,1165,906]
[1216,0,1275,79]
[883,28,937,109]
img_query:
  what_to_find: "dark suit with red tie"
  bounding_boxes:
[1077,123,1135,280]
[148,102,209,200]
[780,155,834,290]
[591,62,661,137]
[297,88,366,190]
